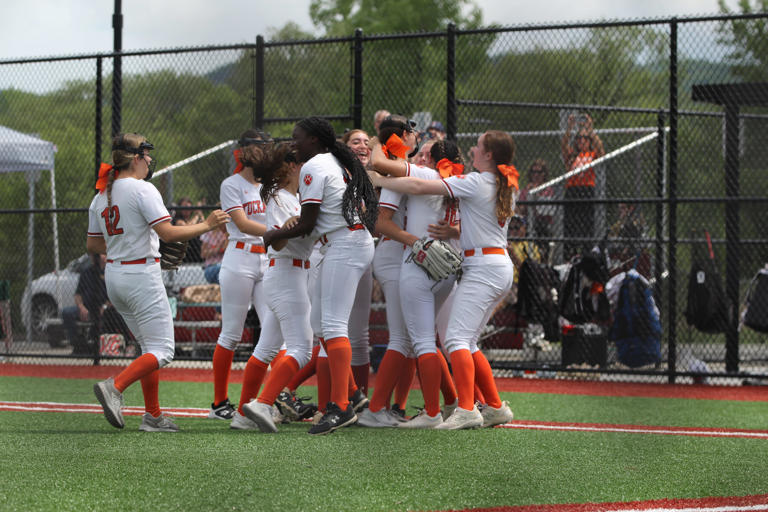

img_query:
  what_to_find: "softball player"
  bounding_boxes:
[361,137,463,429]
[208,130,277,420]
[236,149,318,432]
[263,117,378,435]
[90,133,229,431]
[370,130,518,430]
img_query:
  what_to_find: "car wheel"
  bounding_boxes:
[31,295,58,341]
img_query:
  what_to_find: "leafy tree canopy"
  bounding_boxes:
[309,0,483,36]
[717,0,768,81]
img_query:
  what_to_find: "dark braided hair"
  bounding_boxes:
[296,117,379,233]
[429,139,463,165]
[259,145,295,205]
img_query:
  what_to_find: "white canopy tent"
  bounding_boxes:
[0,126,59,289]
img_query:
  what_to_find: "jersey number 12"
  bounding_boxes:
[101,206,124,236]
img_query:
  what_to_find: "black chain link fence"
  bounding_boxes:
[1,14,767,385]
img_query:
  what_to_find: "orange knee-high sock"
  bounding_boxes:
[347,367,359,397]
[316,356,330,413]
[449,349,475,410]
[325,337,352,410]
[212,345,235,405]
[436,349,457,405]
[351,363,370,396]
[114,353,159,393]
[369,349,406,412]
[393,357,416,409]
[472,350,502,408]
[288,344,319,391]
[258,356,300,406]
[474,384,486,405]
[271,349,287,369]
[237,356,269,415]
[417,353,442,417]
[140,368,161,417]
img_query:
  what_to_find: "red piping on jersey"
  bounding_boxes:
[148,215,171,226]
[440,178,455,199]
[87,232,103,237]
[300,198,322,205]
[379,202,399,210]
[224,205,241,213]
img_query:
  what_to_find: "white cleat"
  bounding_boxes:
[398,409,443,429]
[481,400,514,428]
[242,400,278,433]
[139,413,179,432]
[442,399,458,421]
[356,408,401,428]
[435,405,484,430]
[93,377,125,429]
[230,411,259,430]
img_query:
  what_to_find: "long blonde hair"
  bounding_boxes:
[483,130,517,223]
[107,133,148,209]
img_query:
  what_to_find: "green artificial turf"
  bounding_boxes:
[1,376,767,511]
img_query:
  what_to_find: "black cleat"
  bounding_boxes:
[208,398,236,420]
[307,402,357,435]
[349,389,369,413]
[275,391,318,421]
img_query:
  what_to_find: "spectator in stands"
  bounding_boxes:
[608,202,650,277]
[373,109,391,133]
[172,197,204,262]
[517,158,555,241]
[62,253,131,355]
[200,223,228,284]
[561,113,605,259]
[426,120,446,141]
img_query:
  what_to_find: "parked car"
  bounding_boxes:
[21,254,207,343]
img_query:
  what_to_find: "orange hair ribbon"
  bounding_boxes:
[380,133,411,160]
[497,164,519,190]
[233,148,245,174]
[436,158,464,178]
[95,163,116,193]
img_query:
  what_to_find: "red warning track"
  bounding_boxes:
[1,363,767,402]
[450,493,768,511]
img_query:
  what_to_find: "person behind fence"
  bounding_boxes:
[506,215,541,304]
[172,196,204,263]
[560,113,605,259]
[62,253,132,355]
[88,132,229,432]
[373,109,391,133]
[608,202,649,277]
[517,159,555,245]
[200,222,228,284]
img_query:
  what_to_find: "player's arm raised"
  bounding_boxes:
[262,203,319,248]
[369,137,408,177]
[153,210,230,242]
[368,171,448,196]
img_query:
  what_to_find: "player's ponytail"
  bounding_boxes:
[258,144,294,205]
[296,117,379,233]
[108,133,148,209]
[483,130,518,223]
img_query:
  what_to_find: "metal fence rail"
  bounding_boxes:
[1,13,767,385]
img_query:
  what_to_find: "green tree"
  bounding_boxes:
[309,0,483,36]
[717,0,768,81]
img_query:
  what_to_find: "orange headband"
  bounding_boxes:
[380,133,411,160]
[436,158,464,178]
[95,163,117,193]
[497,164,519,189]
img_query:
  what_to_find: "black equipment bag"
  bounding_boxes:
[516,258,561,341]
[684,231,730,333]
[742,268,768,333]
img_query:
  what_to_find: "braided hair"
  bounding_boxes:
[296,117,379,233]
[108,133,147,209]
[429,139,463,166]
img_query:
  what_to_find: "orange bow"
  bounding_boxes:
[436,158,464,178]
[381,133,411,160]
[95,163,116,193]
[497,164,519,190]
[233,148,244,174]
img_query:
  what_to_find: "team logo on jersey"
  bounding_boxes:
[304,174,313,186]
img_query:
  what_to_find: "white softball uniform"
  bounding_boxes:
[300,152,374,341]
[87,178,174,366]
[252,189,315,367]
[399,164,457,357]
[440,171,515,353]
[372,187,410,356]
[217,174,270,352]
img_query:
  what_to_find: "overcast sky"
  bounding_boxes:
[0,0,741,59]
